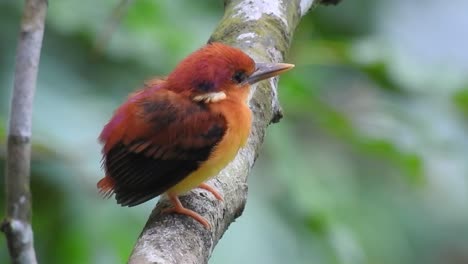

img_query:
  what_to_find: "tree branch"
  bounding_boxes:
[1,0,47,263]
[128,0,340,263]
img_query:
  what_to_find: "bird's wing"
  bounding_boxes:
[99,86,227,206]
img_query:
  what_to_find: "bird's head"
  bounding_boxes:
[166,42,294,103]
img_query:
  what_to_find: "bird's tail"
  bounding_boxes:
[97,175,115,198]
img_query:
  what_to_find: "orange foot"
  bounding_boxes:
[198,182,223,201]
[163,194,210,228]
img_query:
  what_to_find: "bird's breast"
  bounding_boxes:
[167,101,252,195]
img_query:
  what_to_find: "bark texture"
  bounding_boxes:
[129,0,338,263]
[1,1,47,264]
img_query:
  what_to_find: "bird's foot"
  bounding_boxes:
[164,194,210,228]
[198,183,223,201]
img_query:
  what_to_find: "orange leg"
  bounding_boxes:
[163,194,210,228]
[198,183,223,201]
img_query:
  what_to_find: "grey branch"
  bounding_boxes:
[129,0,335,263]
[1,0,47,264]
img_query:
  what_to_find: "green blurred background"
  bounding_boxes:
[1,0,468,263]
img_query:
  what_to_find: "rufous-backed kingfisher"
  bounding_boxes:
[97,42,293,228]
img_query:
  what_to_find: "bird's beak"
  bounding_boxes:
[247,62,295,85]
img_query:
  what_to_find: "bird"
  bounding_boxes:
[97,42,294,228]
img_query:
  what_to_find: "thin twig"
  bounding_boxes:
[93,0,135,56]
[1,0,47,263]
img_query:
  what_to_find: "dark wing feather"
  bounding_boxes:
[102,89,227,206]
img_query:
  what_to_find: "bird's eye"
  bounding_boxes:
[232,71,247,84]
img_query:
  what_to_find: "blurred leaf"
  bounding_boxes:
[307,213,331,236]
[453,88,468,117]
[308,0,377,38]
[359,139,424,185]
[359,61,402,92]
[291,39,404,92]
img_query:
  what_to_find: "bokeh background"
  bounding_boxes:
[1,0,468,263]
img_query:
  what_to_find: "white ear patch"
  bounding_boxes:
[193,92,227,103]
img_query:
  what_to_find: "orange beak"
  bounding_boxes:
[247,62,295,85]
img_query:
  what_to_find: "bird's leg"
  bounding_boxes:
[163,194,210,228]
[198,182,223,201]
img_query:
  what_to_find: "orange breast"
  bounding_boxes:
[167,99,252,195]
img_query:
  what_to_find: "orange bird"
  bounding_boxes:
[97,42,293,228]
